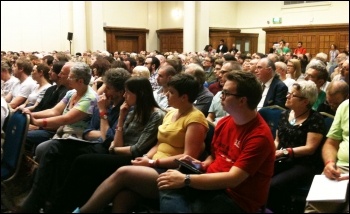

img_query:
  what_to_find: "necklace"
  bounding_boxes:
[290,109,310,125]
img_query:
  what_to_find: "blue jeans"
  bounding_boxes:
[26,129,55,156]
[159,188,245,213]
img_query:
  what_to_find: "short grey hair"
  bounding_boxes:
[275,61,287,71]
[293,80,318,108]
[70,62,92,85]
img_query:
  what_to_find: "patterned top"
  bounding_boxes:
[149,70,160,91]
[277,109,325,165]
[53,87,98,139]
[123,108,165,158]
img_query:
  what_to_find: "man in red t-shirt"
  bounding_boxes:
[158,71,275,213]
[293,41,307,55]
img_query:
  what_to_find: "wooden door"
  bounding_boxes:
[116,36,139,53]
[104,27,149,53]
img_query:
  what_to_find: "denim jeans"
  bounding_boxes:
[159,188,245,213]
[26,129,55,156]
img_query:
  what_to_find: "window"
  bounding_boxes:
[282,1,330,9]
[284,1,324,5]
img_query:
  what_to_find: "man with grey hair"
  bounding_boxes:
[305,60,329,110]
[185,63,214,117]
[255,58,288,110]
[317,80,349,116]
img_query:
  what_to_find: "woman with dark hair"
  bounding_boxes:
[17,63,52,111]
[72,73,209,213]
[45,76,166,213]
[91,58,111,95]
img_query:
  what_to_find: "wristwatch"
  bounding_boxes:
[99,111,108,120]
[282,149,289,156]
[184,174,191,187]
[148,159,155,167]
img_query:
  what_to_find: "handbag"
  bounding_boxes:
[274,156,295,174]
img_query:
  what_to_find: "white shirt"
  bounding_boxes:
[257,77,273,110]
[1,75,19,97]
[10,76,36,101]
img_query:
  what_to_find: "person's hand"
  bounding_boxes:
[109,141,116,153]
[338,174,349,181]
[157,169,186,190]
[15,104,26,112]
[119,101,130,118]
[97,93,110,112]
[131,156,150,166]
[323,161,341,180]
[28,124,39,131]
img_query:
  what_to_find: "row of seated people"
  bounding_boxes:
[2,54,348,212]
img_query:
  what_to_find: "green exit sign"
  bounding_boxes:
[273,17,282,24]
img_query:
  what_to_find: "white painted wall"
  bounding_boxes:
[1,1,348,54]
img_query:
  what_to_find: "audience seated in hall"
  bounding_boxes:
[158,71,274,213]
[317,80,349,116]
[1,60,19,98]
[331,54,348,81]
[208,58,224,95]
[131,65,150,79]
[267,80,326,213]
[286,58,305,82]
[275,61,296,90]
[153,65,176,110]
[16,63,52,111]
[207,61,241,125]
[23,61,71,156]
[71,73,208,213]
[304,59,329,111]
[23,68,164,212]
[91,58,111,95]
[21,62,98,162]
[6,58,36,109]
[184,63,214,117]
[145,56,161,91]
[255,58,288,110]
[202,56,217,86]
[305,98,349,213]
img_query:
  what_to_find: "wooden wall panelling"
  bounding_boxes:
[263,24,349,58]
[156,28,183,53]
[103,27,149,53]
[209,28,258,54]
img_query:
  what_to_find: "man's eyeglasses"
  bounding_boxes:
[219,70,230,75]
[144,62,151,65]
[287,92,305,99]
[221,90,242,99]
[67,76,77,81]
[256,66,270,70]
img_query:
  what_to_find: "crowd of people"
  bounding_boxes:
[1,39,349,213]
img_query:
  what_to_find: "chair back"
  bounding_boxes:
[1,111,30,181]
[258,105,285,139]
[2,103,13,131]
[199,120,215,160]
[320,112,334,134]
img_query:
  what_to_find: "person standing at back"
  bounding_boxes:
[216,39,228,54]
[293,41,307,56]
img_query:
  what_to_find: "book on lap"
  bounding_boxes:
[306,174,349,202]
